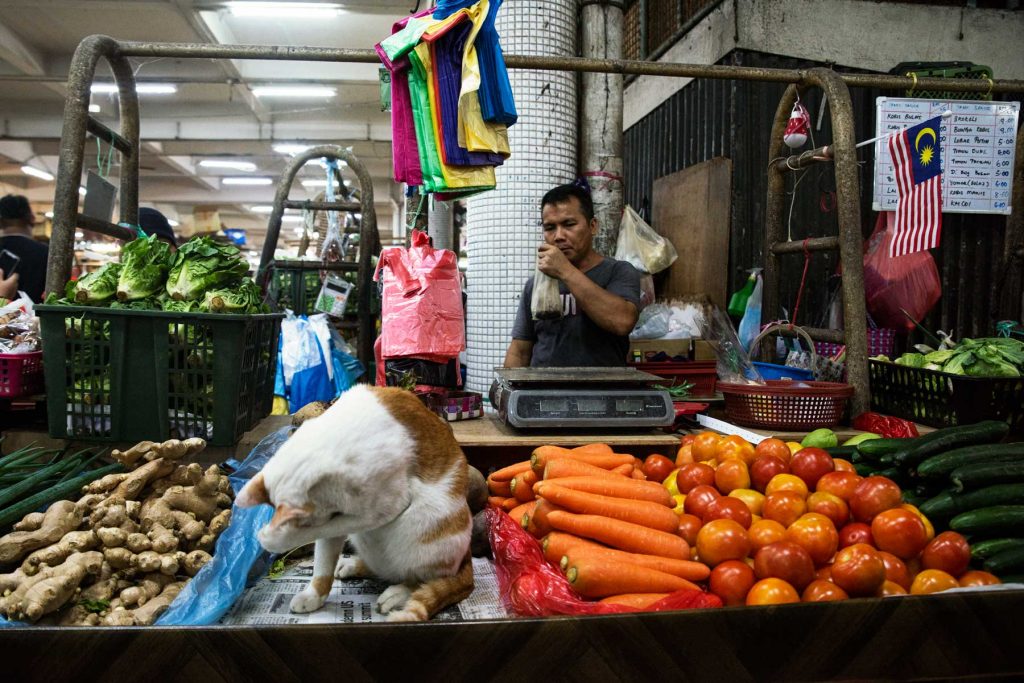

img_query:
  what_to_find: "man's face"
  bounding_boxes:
[541,197,596,265]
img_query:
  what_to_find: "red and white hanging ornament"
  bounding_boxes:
[783,101,811,149]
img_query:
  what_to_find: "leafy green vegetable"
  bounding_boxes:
[895,352,927,368]
[116,234,173,301]
[166,237,249,301]
[199,278,266,313]
[161,299,200,313]
[72,262,122,305]
[79,598,110,614]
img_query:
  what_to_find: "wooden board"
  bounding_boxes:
[450,414,680,448]
[651,157,732,308]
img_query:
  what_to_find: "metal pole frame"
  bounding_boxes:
[257,145,379,366]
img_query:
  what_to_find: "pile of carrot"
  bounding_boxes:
[486,443,710,609]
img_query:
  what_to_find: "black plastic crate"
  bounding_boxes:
[868,360,1024,433]
[270,265,324,315]
[36,305,282,446]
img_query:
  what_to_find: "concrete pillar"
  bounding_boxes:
[465,0,579,396]
[581,0,625,257]
[427,198,454,251]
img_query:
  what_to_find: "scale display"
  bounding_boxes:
[505,390,673,428]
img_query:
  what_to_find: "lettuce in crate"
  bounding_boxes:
[165,236,249,301]
[116,233,174,302]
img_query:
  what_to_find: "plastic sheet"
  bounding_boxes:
[486,506,721,616]
[614,205,678,275]
[699,306,764,384]
[863,212,941,333]
[374,230,465,360]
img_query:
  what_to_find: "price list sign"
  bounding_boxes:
[873,98,1019,215]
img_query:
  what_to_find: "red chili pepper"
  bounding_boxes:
[852,412,919,438]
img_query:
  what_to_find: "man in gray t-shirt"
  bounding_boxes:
[504,184,642,368]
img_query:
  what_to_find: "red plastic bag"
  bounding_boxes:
[862,212,941,334]
[485,506,722,616]
[852,412,920,438]
[374,230,465,360]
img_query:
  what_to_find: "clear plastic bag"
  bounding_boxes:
[614,204,678,275]
[486,507,722,616]
[698,306,764,384]
[531,258,562,321]
[863,212,941,333]
[630,303,671,339]
[737,272,763,352]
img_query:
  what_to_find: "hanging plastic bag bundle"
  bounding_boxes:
[614,205,678,275]
[531,248,562,320]
[863,212,941,333]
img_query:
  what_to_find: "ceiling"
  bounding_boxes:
[0,0,419,252]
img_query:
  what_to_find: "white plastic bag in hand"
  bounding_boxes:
[614,205,678,274]
[531,264,562,321]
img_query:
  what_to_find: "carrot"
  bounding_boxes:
[598,593,671,609]
[489,460,533,482]
[611,463,635,476]
[631,467,647,480]
[524,498,563,537]
[536,483,680,534]
[564,556,700,598]
[487,478,513,497]
[543,458,627,481]
[546,510,691,560]
[487,496,508,508]
[537,476,674,507]
[570,443,614,455]
[532,450,635,476]
[541,532,606,565]
[510,470,539,503]
[561,546,709,582]
[507,501,535,526]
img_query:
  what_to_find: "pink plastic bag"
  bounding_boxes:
[863,212,941,333]
[374,230,465,359]
[486,506,722,616]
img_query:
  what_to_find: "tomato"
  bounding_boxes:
[815,564,833,581]
[691,432,722,462]
[753,541,816,590]
[762,491,807,528]
[871,508,928,560]
[714,459,751,494]
[815,472,862,502]
[765,474,810,498]
[959,570,1001,587]
[716,437,756,466]
[748,519,787,553]
[838,522,874,549]
[755,438,792,464]
[830,543,886,596]
[704,496,753,529]
[901,503,935,542]
[806,491,850,528]
[878,580,908,596]
[683,485,721,519]
[675,443,695,467]
[729,488,765,516]
[920,531,971,577]
[802,579,848,602]
[679,434,696,448]
[676,513,702,547]
[789,447,836,489]
[642,454,676,484]
[746,578,800,606]
[676,463,716,494]
[750,456,789,492]
[877,551,912,590]
[786,513,839,566]
[849,476,902,523]
[832,458,856,473]
[696,519,751,567]
[910,569,959,595]
[709,559,756,606]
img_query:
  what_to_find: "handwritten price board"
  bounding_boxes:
[872,98,1019,215]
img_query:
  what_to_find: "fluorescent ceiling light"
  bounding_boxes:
[252,85,336,98]
[281,215,304,223]
[21,165,54,181]
[273,143,311,155]
[75,231,84,239]
[199,159,257,172]
[88,104,100,113]
[168,219,179,227]
[301,179,328,188]
[222,177,272,186]
[228,2,342,19]
[249,205,274,213]
[91,83,177,95]
[45,211,54,219]
[79,187,87,196]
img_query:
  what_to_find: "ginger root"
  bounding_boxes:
[119,573,173,608]
[0,501,82,566]
[110,438,205,467]
[109,458,175,501]
[161,465,225,522]
[147,524,178,554]
[11,551,104,621]
[101,581,184,626]
[126,533,152,554]
[12,512,45,532]
[183,550,212,576]
[82,472,130,495]
[21,530,98,575]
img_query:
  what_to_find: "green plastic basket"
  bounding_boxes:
[894,61,994,101]
[271,266,324,315]
[36,305,283,447]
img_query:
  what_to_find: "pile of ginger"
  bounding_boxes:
[0,437,233,626]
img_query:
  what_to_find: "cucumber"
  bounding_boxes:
[949,505,1024,536]
[970,538,1024,562]
[919,484,1024,519]
[984,546,1024,575]
[916,443,1024,478]
[997,574,1024,584]
[825,446,859,458]
[951,462,1024,492]
[857,438,913,459]
[891,421,1010,467]
[853,462,876,477]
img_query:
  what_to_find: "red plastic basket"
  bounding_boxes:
[718,380,854,430]
[0,351,43,399]
[628,360,717,397]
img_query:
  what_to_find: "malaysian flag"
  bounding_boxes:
[888,116,943,257]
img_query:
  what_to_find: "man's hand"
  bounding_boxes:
[0,269,18,300]
[536,243,576,281]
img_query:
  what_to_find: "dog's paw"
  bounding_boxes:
[334,556,366,580]
[376,584,411,614]
[289,588,327,614]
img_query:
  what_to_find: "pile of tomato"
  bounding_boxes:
[643,433,1001,606]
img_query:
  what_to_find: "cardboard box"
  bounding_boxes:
[628,338,717,362]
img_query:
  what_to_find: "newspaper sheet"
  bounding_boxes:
[220,555,508,624]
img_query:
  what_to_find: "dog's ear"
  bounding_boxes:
[236,472,269,508]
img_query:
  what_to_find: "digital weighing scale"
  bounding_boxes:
[489,367,675,429]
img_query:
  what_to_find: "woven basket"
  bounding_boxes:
[718,380,854,430]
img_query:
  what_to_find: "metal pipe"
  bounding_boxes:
[771,236,840,255]
[282,200,362,212]
[270,260,359,273]
[762,83,797,359]
[76,214,137,242]
[773,145,833,173]
[86,116,132,154]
